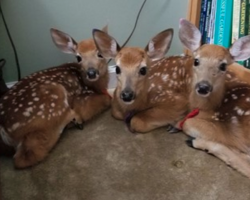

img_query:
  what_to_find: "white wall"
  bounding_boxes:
[0,0,188,82]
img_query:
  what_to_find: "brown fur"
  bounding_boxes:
[0,36,111,168]
[178,19,250,178]
[93,28,250,133]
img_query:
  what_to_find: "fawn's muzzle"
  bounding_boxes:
[120,89,135,102]
[195,81,213,96]
[87,68,99,80]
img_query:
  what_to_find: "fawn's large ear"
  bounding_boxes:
[102,24,108,33]
[178,18,201,52]
[50,28,78,54]
[92,29,120,59]
[145,28,174,60]
[229,35,250,61]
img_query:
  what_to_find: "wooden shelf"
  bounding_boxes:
[187,0,201,27]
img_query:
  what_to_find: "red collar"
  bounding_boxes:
[179,108,199,129]
[102,89,112,99]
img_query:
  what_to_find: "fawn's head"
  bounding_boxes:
[179,18,250,97]
[50,26,108,81]
[92,28,173,104]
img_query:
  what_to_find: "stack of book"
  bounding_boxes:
[199,0,250,68]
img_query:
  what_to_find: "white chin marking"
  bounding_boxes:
[87,76,99,82]
[123,100,135,105]
[196,90,211,97]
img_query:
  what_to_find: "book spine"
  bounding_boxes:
[244,0,250,68]
[239,0,247,38]
[203,0,212,44]
[239,0,247,65]
[208,0,217,44]
[199,0,208,44]
[213,0,233,48]
[231,0,241,44]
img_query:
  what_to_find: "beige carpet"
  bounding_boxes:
[1,110,250,200]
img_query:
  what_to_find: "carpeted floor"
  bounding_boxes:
[1,110,250,200]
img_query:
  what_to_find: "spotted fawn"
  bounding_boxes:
[0,26,111,168]
[179,18,250,178]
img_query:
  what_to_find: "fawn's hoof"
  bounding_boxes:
[76,123,84,130]
[185,139,195,148]
[166,124,181,133]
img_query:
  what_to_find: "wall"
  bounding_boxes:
[0,0,188,83]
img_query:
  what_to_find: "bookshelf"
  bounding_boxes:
[186,0,250,68]
[187,0,201,27]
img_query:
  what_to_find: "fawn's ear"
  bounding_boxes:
[145,28,174,60]
[229,35,250,61]
[92,29,120,59]
[102,24,108,33]
[178,18,201,52]
[50,28,78,54]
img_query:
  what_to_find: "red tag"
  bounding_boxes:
[179,108,199,129]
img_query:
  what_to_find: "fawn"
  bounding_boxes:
[178,18,250,178]
[93,28,193,133]
[92,27,250,133]
[0,26,111,168]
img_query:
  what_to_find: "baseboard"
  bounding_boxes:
[6,81,17,88]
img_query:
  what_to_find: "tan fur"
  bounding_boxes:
[178,19,250,178]
[185,45,250,152]
[0,34,111,168]
[93,28,250,135]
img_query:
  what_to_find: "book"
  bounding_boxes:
[207,0,217,44]
[239,0,247,66]
[231,0,241,44]
[199,0,208,44]
[244,0,250,68]
[203,0,212,44]
[213,0,233,48]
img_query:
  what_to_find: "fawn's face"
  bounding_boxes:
[114,47,149,104]
[92,28,174,104]
[76,39,107,81]
[192,45,234,97]
[50,27,108,82]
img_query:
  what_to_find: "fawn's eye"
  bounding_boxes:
[219,63,227,71]
[139,67,147,76]
[115,66,121,74]
[76,55,82,62]
[97,52,104,58]
[194,58,199,66]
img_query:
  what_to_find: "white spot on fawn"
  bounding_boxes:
[231,94,238,100]
[12,123,20,131]
[245,111,250,115]
[161,74,168,82]
[23,111,31,117]
[231,116,238,124]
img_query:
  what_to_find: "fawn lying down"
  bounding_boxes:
[0,26,111,168]
[92,27,250,134]
[178,19,250,178]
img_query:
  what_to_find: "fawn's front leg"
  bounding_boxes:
[187,138,250,179]
[111,96,124,120]
[129,106,184,133]
[73,93,111,122]
[182,117,229,145]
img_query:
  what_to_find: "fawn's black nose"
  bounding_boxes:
[120,90,135,102]
[87,68,98,79]
[196,81,213,96]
